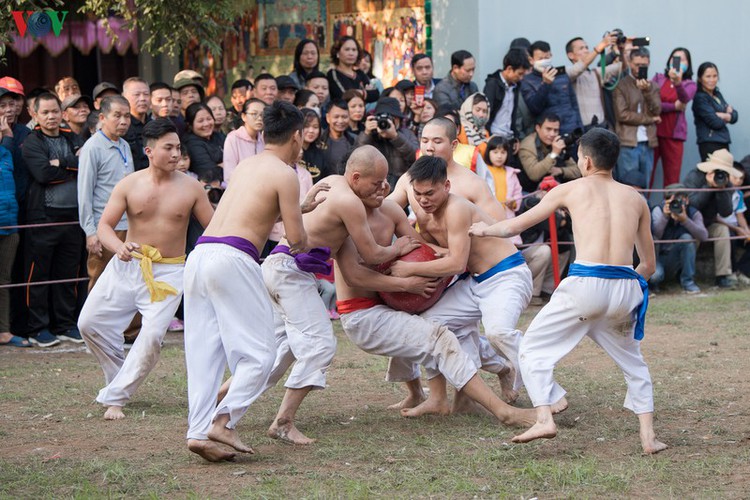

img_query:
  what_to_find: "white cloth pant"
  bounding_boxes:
[184,243,276,441]
[520,265,654,414]
[387,264,532,390]
[262,253,336,390]
[342,304,477,390]
[79,256,183,407]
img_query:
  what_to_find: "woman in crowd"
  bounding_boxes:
[693,62,738,160]
[411,97,438,137]
[343,89,366,135]
[206,95,229,140]
[294,89,320,115]
[359,50,384,95]
[222,98,266,182]
[298,108,325,183]
[182,102,224,181]
[651,48,697,187]
[327,36,379,103]
[290,39,320,89]
[458,92,491,154]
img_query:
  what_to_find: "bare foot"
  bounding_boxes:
[452,390,492,417]
[207,423,254,453]
[216,377,231,405]
[551,396,568,415]
[497,366,519,404]
[103,406,125,420]
[640,427,668,455]
[187,439,236,462]
[511,420,558,443]
[400,397,451,418]
[500,407,538,428]
[387,393,425,410]
[267,417,316,445]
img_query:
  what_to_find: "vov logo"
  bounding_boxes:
[12,9,69,38]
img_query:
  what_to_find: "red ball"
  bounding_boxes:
[376,243,452,314]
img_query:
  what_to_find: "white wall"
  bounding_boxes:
[432,0,750,182]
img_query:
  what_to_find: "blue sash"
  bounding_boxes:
[567,263,648,341]
[473,251,526,283]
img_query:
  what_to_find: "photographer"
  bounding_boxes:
[650,184,708,294]
[520,40,583,136]
[612,47,661,189]
[355,96,417,188]
[684,149,740,287]
[518,112,581,192]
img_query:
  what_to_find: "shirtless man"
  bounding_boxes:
[387,118,534,410]
[79,119,213,421]
[334,184,535,427]
[183,102,328,462]
[469,128,667,454]
[261,145,420,444]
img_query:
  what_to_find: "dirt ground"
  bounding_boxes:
[1,288,749,498]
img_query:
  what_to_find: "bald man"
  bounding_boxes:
[260,145,420,444]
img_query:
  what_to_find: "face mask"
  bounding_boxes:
[473,114,489,128]
[533,59,553,73]
[680,63,688,73]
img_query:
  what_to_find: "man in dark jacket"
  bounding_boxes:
[22,93,85,347]
[122,77,152,171]
[433,50,478,111]
[355,97,417,189]
[484,48,530,139]
[521,41,583,136]
[683,149,739,287]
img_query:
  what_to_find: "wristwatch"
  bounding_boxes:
[549,152,559,160]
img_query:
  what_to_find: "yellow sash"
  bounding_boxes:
[131,245,186,303]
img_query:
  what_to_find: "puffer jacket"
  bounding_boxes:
[0,145,18,235]
[692,88,738,145]
[521,71,583,135]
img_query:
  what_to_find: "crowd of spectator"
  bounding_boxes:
[1,30,749,348]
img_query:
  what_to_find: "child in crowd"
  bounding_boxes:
[718,163,750,284]
[484,136,522,215]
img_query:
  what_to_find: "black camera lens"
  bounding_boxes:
[376,113,391,130]
[713,169,729,186]
[669,198,683,215]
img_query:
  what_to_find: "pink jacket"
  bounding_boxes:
[652,73,697,141]
[222,126,265,182]
[270,165,313,242]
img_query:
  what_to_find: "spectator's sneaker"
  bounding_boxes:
[715,275,737,289]
[57,327,84,343]
[735,271,750,287]
[682,282,701,294]
[29,329,61,348]
[167,318,184,332]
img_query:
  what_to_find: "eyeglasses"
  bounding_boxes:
[244,112,263,118]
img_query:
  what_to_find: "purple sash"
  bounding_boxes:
[270,245,332,274]
[196,235,260,264]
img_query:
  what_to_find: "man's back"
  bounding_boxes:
[204,151,298,251]
[561,176,647,266]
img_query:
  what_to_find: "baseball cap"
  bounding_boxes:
[276,75,300,91]
[0,77,25,97]
[173,70,203,86]
[92,82,119,101]
[61,94,93,111]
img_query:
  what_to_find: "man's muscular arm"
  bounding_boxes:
[386,173,410,208]
[191,178,215,229]
[336,238,438,297]
[390,200,472,278]
[634,196,656,279]
[470,182,568,238]
[341,195,419,265]
[97,177,139,261]
[277,167,308,253]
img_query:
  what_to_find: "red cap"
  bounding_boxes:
[0,77,25,97]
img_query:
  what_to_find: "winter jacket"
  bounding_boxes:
[652,73,697,141]
[692,88,738,145]
[22,128,83,222]
[355,128,417,187]
[520,71,583,135]
[483,70,520,136]
[612,75,661,148]
[183,131,225,181]
[0,146,18,234]
[684,168,733,224]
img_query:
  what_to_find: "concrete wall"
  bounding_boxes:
[431,0,750,183]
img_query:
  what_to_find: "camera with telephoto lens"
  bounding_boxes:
[669,197,685,215]
[713,169,729,187]
[376,113,392,130]
[557,127,583,161]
